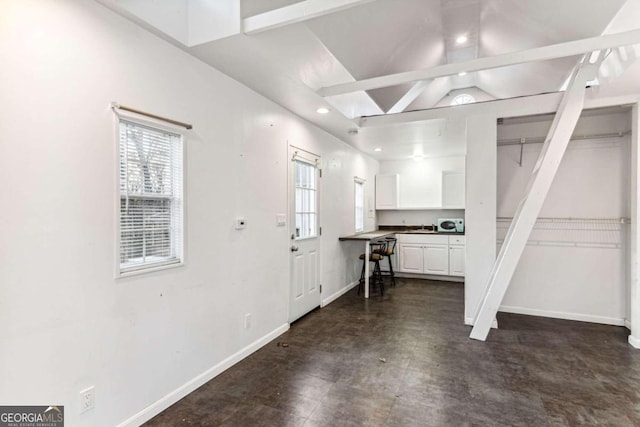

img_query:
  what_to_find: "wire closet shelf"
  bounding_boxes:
[496,217,630,249]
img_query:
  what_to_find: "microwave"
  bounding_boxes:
[437,218,464,233]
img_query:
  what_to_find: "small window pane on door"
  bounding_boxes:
[294,160,317,239]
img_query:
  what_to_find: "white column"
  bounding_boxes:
[464,115,497,324]
[629,103,640,348]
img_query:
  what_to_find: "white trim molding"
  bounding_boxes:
[628,335,640,349]
[322,280,359,307]
[116,323,290,427]
[499,305,626,327]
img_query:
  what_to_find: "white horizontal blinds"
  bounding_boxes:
[355,180,364,232]
[119,120,183,273]
[294,159,317,239]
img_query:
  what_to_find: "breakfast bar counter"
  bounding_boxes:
[339,231,396,298]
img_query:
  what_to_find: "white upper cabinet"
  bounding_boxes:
[442,171,465,208]
[377,156,465,210]
[375,174,399,209]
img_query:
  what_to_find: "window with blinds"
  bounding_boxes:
[355,179,364,232]
[119,120,183,274]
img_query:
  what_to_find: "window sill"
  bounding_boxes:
[117,260,184,278]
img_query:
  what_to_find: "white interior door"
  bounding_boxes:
[289,147,321,322]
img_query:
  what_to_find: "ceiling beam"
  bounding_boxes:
[359,92,565,127]
[243,0,376,35]
[319,29,640,97]
[386,80,432,114]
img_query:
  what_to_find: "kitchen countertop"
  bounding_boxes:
[339,228,464,240]
[378,225,465,236]
[338,230,396,241]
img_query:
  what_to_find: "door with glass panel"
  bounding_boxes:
[289,147,321,322]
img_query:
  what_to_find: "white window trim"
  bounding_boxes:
[293,158,319,240]
[113,111,187,278]
[451,93,475,106]
[354,177,365,233]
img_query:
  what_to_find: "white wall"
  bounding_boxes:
[114,0,189,43]
[496,111,631,325]
[111,0,241,46]
[0,1,376,426]
[379,156,466,208]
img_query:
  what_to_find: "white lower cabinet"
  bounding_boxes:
[399,244,424,273]
[423,244,449,275]
[448,245,465,276]
[397,234,465,277]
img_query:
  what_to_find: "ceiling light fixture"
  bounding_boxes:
[316,107,330,114]
[458,71,467,76]
[455,35,467,45]
[374,148,382,152]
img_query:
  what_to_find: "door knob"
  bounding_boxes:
[290,246,299,252]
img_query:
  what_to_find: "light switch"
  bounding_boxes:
[276,214,286,227]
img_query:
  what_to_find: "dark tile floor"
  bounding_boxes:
[145,279,640,426]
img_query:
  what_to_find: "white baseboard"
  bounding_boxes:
[322,281,358,307]
[499,305,626,326]
[625,319,632,331]
[117,323,290,427]
[629,335,640,349]
[465,317,498,329]
[395,273,464,283]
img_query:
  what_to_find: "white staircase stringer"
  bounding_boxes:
[469,56,599,341]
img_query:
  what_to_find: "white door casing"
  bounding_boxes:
[289,147,321,322]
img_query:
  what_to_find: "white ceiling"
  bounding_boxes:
[100,0,640,160]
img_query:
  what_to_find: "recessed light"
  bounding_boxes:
[456,35,467,44]
[374,148,382,152]
[458,71,467,76]
[316,107,330,114]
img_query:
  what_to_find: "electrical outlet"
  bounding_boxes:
[79,386,95,413]
[244,313,251,329]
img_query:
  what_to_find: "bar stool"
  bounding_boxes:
[358,241,386,296]
[374,237,397,287]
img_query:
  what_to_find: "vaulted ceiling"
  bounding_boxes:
[100,0,639,159]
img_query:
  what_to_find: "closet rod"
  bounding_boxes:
[497,130,630,146]
[111,102,193,130]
